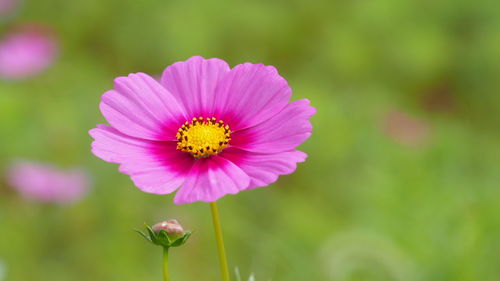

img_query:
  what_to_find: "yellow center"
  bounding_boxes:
[176,117,231,158]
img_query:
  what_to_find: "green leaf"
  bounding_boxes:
[234,267,242,281]
[171,231,192,247]
[134,229,152,243]
[157,230,172,246]
[146,225,158,244]
[182,231,192,243]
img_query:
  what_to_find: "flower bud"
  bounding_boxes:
[152,219,185,238]
[136,219,191,248]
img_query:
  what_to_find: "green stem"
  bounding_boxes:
[163,247,170,281]
[210,202,231,281]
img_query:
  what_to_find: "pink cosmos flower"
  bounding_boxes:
[90,56,315,204]
[6,160,90,203]
[382,110,430,148]
[0,0,18,19]
[0,25,58,80]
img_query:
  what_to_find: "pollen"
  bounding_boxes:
[176,117,231,158]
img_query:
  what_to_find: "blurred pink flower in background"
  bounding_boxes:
[0,24,58,80]
[90,56,315,204]
[0,0,18,18]
[6,160,90,203]
[382,110,430,148]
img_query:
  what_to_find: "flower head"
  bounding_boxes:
[382,109,429,148]
[90,56,315,204]
[152,219,185,238]
[0,0,18,19]
[6,159,90,203]
[0,25,58,80]
[136,220,191,248]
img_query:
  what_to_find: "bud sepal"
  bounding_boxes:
[135,222,192,248]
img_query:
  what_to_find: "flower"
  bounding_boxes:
[0,25,58,80]
[382,109,429,148]
[90,56,315,204]
[136,220,191,248]
[152,219,185,238]
[6,159,90,203]
[0,0,18,19]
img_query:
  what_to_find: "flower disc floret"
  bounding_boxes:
[176,117,231,158]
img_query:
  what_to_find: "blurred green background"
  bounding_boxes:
[1,0,500,280]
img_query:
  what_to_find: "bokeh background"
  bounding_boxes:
[1,0,500,280]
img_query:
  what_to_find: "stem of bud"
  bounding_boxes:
[163,246,170,281]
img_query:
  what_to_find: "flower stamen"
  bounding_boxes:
[176,117,231,158]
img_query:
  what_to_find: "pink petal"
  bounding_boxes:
[213,63,292,131]
[173,156,250,204]
[231,99,315,153]
[100,73,187,141]
[221,148,307,189]
[90,125,194,194]
[160,56,230,118]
